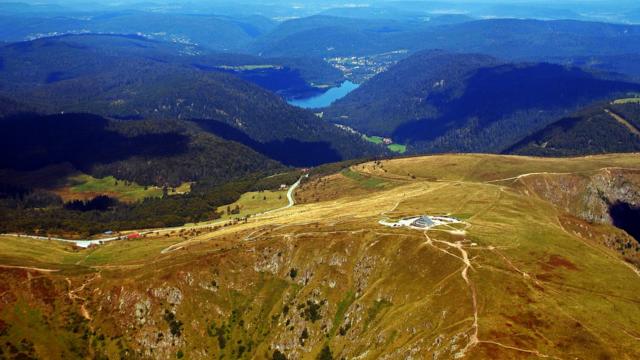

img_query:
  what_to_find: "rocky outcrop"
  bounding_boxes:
[521,168,640,225]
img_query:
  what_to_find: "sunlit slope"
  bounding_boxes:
[1,154,640,359]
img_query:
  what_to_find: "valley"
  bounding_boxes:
[1,154,640,359]
[1,2,640,359]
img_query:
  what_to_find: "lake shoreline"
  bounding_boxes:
[287,80,359,109]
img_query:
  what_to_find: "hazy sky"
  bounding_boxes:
[9,0,639,23]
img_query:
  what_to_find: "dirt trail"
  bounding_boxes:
[66,274,100,321]
[0,264,59,273]
[486,166,640,185]
[476,340,561,359]
[423,229,560,359]
[423,231,479,354]
[485,172,572,184]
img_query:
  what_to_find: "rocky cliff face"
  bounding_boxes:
[518,168,640,223]
[520,168,640,265]
[0,231,479,360]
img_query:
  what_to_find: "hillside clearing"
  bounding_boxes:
[53,174,192,203]
[214,190,289,221]
[387,143,407,153]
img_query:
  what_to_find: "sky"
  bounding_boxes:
[7,0,639,23]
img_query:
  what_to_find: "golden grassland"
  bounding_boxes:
[1,153,640,359]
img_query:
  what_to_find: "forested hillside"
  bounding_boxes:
[507,101,640,156]
[325,50,640,153]
[0,34,343,99]
[0,35,382,167]
[0,113,281,187]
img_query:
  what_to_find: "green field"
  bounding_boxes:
[363,135,384,144]
[215,189,288,220]
[613,93,640,105]
[613,97,640,104]
[169,182,193,195]
[60,174,191,203]
[363,135,407,153]
[341,169,388,189]
[0,235,183,269]
[386,143,406,153]
[67,175,162,202]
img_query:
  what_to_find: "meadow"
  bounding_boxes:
[2,153,640,359]
[54,174,191,203]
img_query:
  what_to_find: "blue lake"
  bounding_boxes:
[287,81,359,109]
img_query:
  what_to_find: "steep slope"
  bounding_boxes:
[506,102,640,156]
[0,113,280,187]
[0,36,381,167]
[325,50,640,153]
[1,154,640,359]
[326,51,502,135]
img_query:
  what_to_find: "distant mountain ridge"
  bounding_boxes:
[0,35,382,168]
[0,10,277,51]
[249,17,640,60]
[0,34,343,97]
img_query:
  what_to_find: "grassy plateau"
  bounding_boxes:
[1,153,640,359]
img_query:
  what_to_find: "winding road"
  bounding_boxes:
[160,176,304,254]
[1,176,305,249]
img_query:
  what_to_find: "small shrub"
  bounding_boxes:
[299,328,309,345]
[273,349,287,360]
[317,345,333,360]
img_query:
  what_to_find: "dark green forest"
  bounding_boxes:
[325,50,640,153]
[0,166,302,237]
[507,102,640,156]
[0,35,382,166]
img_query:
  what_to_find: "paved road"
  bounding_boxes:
[286,176,302,207]
[264,175,304,214]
